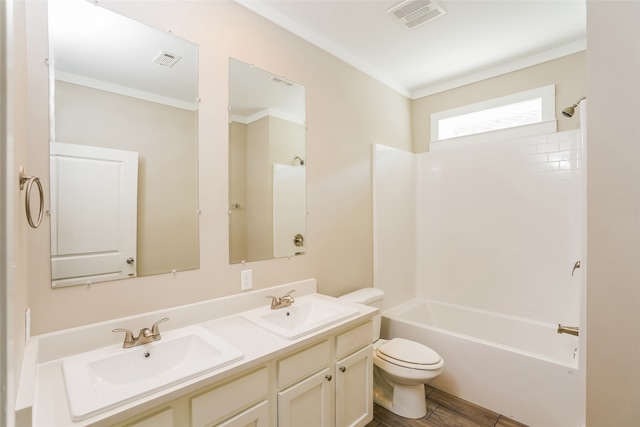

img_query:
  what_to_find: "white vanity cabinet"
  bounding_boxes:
[120,407,174,427]
[277,367,334,426]
[335,345,373,427]
[334,322,374,427]
[211,401,269,427]
[276,340,333,427]
[276,321,373,427]
[109,367,269,427]
[105,321,373,427]
[190,367,269,427]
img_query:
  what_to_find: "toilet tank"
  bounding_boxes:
[338,288,384,342]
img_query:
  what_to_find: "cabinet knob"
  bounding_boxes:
[339,366,346,372]
[325,374,332,381]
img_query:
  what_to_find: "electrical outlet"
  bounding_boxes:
[240,269,252,291]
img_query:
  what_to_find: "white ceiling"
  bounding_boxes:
[234,0,586,99]
[49,0,586,113]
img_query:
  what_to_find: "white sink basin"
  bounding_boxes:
[62,325,243,421]
[240,296,359,340]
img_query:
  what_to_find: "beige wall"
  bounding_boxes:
[412,51,586,153]
[3,0,30,424]
[25,0,413,334]
[586,1,640,425]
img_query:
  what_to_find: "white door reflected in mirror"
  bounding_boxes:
[50,143,138,287]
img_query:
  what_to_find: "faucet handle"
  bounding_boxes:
[151,318,169,335]
[284,289,296,297]
[112,328,134,344]
[266,295,280,308]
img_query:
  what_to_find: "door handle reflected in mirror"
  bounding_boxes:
[293,234,304,247]
[126,257,135,264]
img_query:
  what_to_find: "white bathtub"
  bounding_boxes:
[381,298,584,427]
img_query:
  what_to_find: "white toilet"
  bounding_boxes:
[339,288,444,419]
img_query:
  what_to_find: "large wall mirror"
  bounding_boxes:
[48,0,200,288]
[228,58,306,264]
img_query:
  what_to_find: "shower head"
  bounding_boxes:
[562,96,586,118]
[294,156,305,166]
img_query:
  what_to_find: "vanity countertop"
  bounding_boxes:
[20,279,377,427]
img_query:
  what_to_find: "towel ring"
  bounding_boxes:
[19,166,44,229]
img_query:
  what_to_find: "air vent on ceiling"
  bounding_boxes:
[153,51,182,68]
[269,76,294,87]
[388,0,447,29]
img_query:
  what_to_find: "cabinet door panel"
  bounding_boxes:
[122,407,173,427]
[335,322,372,360]
[192,367,268,427]
[335,345,373,427]
[278,368,333,427]
[277,340,330,388]
[216,401,269,427]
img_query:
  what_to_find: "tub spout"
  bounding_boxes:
[557,324,579,337]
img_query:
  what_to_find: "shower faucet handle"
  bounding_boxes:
[571,261,580,276]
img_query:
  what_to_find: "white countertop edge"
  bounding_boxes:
[34,278,318,364]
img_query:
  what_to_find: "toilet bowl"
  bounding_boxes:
[372,337,444,418]
[339,288,444,419]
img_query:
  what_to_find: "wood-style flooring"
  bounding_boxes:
[366,385,529,427]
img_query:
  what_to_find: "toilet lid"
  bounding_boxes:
[376,338,442,366]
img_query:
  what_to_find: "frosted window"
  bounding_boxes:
[438,98,542,140]
[430,85,556,145]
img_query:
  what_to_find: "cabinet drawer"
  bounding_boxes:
[215,400,269,427]
[122,407,173,427]
[277,340,330,388]
[335,321,372,360]
[191,367,268,427]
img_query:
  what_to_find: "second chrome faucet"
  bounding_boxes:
[266,290,295,310]
[113,318,169,348]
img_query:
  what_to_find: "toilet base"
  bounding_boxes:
[373,366,427,419]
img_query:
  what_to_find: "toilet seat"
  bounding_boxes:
[376,338,442,370]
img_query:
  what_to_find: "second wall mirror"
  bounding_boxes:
[228,58,307,264]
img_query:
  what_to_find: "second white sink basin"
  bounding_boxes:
[62,325,243,421]
[240,295,359,340]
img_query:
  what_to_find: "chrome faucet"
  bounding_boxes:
[113,318,169,348]
[266,290,295,310]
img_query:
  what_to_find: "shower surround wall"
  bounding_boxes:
[373,145,416,309]
[418,130,583,324]
[375,128,583,326]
